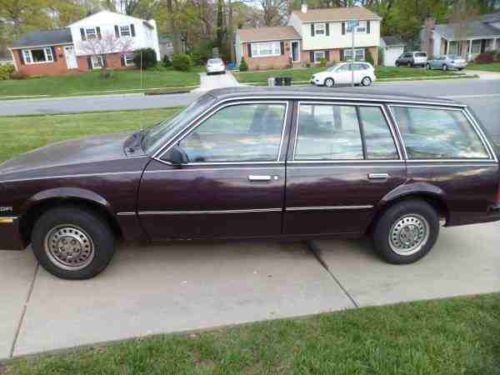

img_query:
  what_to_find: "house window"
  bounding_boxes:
[314,23,326,35]
[448,41,458,55]
[124,53,135,66]
[84,27,98,40]
[119,25,132,37]
[313,50,325,63]
[21,47,54,64]
[250,42,281,57]
[346,21,366,33]
[91,55,104,69]
[471,40,481,54]
[344,48,365,61]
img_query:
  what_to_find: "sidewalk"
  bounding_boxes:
[1,222,498,359]
[464,69,500,80]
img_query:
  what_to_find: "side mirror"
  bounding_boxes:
[164,145,189,167]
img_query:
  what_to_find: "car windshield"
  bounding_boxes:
[141,93,216,154]
[328,63,343,71]
[448,55,461,59]
[415,52,426,57]
[208,58,223,64]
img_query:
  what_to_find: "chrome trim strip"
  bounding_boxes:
[292,101,403,162]
[286,205,373,211]
[154,100,290,164]
[0,171,142,184]
[138,208,283,215]
[0,216,18,224]
[287,160,405,165]
[116,212,136,216]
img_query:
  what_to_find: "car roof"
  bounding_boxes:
[206,87,465,107]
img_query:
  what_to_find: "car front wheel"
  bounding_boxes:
[31,206,116,279]
[442,64,448,71]
[426,63,431,70]
[371,200,439,264]
[361,76,372,86]
[324,78,334,87]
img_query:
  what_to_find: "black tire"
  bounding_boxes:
[442,64,448,71]
[426,63,431,70]
[395,62,400,67]
[371,200,440,264]
[31,206,116,280]
[324,78,334,87]
[361,76,372,86]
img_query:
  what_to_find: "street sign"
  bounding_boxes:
[347,19,359,32]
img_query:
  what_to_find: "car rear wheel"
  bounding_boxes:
[395,62,400,67]
[324,78,334,87]
[361,76,372,86]
[442,64,448,71]
[31,206,116,279]
[426,63,431,70]
[371,200,439,264]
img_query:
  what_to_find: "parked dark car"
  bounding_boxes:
[395,51,428,67]
[1,88,499,279]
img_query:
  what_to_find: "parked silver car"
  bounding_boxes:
[426,55,467,71]
[206,58,226,75]
[395,51,428,67]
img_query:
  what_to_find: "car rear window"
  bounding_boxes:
[415,52,427,57]
[391,106,489,160]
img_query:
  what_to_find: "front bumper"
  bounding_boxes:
[0,217,24,250]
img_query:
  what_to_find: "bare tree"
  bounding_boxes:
[79,32,134,77]
[260,0,288,26]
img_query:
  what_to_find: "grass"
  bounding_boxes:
[0,69,201,98]
[2,293,499,374]
[234,66,461,85]
[466,63,500,72]
[0,108,180,163]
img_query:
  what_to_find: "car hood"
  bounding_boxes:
[0,132,134,178]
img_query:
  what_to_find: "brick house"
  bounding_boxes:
[9,10,160,77]
[235,5,381,70]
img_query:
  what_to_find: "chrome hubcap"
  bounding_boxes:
[44,225,95,270]
[389,214,429,255]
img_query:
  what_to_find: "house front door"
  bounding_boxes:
[291,41,300,62]
[64,46,78,69]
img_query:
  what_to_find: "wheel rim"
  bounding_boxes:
[44,225,95,270]
[389,214,430,256]
[362,77,371,86]
[325,79,333,87]
[443,65,447,70]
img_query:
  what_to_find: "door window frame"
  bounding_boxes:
[289,101,404,164]
[387,104,497,162]
[156,100,291,166]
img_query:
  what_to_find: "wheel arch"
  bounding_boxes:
[19,188,122,246]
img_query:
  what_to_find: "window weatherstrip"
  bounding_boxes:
[155,100,290,166]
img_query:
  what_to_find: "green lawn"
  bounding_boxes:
[0,69,201,98]
[2,293,499,375]
[466,63,500,72]
[0,108,179,163]
[234,66,461,85]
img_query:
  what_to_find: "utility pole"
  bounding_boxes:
[347,19,359,87]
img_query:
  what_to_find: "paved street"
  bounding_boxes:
[0,79,499,142]
[0,222,498,359]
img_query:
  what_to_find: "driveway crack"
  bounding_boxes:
[306,241,359,308]
[9,263,39,358]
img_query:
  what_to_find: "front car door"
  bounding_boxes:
[284,100,407,236]
[138,100,292,240]
[333,64,352,85]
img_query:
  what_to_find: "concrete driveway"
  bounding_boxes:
[1,222,498,359]
[192,71,241,93]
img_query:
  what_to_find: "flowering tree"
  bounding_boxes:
[79,33,135,77]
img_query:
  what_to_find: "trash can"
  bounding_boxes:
[268,77,275,87]
[275,77,284,86]
[283,77,292,86]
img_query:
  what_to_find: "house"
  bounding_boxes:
[159,37,175,59]
[235,5,382,70]
[380,36,405,66]
[421,12,500,61]
[9,10,160,76]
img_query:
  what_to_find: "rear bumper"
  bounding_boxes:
[447,205,500,226]
[0,217,24,250]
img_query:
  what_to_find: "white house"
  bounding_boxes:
[10,10,160,76]
[380,36,405,66]
[235,5,382,70]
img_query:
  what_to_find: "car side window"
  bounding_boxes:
[295,104,363,160]
[391,106,489,159]
[359,106,399,159]
[176,103,286,163]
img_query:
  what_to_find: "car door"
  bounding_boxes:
[138,100,291,240]
[284,101,407,236]
[333,64,352,85]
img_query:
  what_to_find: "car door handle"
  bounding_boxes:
[248,175,275,182]
[368,173,390,180]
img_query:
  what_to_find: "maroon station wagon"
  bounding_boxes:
[0,88,499,279]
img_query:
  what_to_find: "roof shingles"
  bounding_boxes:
[237,26,300,43]
[291,7,381,23]
[12,29,72,49]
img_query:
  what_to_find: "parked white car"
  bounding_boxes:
[206,58,226,75]
[311,62,376,87]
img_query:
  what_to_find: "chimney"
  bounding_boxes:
[301,1,308,13]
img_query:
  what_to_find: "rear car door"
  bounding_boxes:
[138,100,291,240]
[284,100,407,236]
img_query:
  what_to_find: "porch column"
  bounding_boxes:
[468,39,472,61]
[446,39,449,54]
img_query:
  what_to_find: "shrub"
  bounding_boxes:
[474,51,495,64]
[9,70,27,80]
[319,58,328,67]
[172,53,192,71]
[133,48,157,69]
[366,49,375,65]
[162,55,171,68]
[189,40,216,65]
[0,64,15,80]
[494,50,500,62]
[239,57,248,71]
